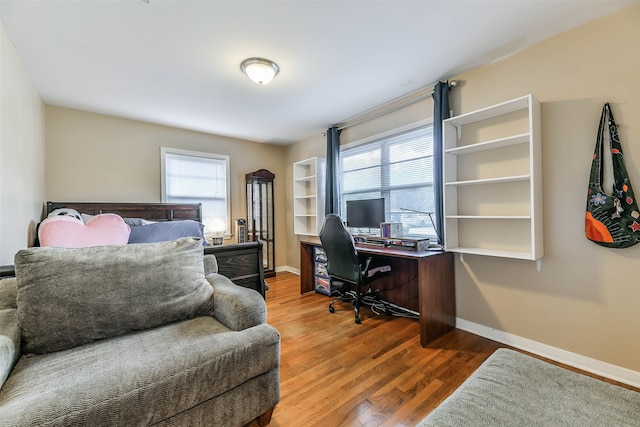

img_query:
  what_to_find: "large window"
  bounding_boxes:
[340,123,436,239]
[161,147,230,234]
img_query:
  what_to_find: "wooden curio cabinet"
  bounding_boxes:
[246,169,275,277]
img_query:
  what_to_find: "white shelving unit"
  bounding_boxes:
[293,157,326,236]
[443,94,543,268]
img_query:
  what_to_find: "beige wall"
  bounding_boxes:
[45,106,288,268]
[0,22,45,265]
[448,5,640,372]
[284,5,640,372]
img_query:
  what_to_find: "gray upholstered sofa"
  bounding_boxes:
[0,237,280,426]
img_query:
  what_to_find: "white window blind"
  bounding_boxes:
[340,125,436,239]
[161,148,230,233]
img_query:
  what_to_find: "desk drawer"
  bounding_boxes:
[314,246,327,263]
[314,276,344,296]
[315,262,329,278]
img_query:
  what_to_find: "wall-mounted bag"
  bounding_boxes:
[585,102,640,248]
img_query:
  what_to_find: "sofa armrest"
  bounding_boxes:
[0,277,17,310]
[206,273,266,331]
[0,278,20,389]
[203,254,218,275]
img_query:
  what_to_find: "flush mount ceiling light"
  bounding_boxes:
[240,57,279,85]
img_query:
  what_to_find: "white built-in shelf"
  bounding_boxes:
[448,95,530,125]
[447,215,531,220]
[445,174,530,186]
[443,94,543,267]
[446,246,537,261]
[445,133,530,155]
[293,157,326,236]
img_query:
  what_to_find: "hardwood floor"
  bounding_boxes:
[253,271,638,427]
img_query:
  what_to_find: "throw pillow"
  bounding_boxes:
[128,220,207,245]
[15,237,213,354]
[48,208,83,222]
[38,213,131,248]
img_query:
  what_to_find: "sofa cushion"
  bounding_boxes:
[0,317,281,426]
[14,237,213,354]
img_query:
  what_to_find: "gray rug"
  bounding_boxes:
[418,348,640,426]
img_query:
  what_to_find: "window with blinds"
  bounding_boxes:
[161,147,230,233]
[339,125,436,239]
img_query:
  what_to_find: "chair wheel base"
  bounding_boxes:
[327,291,364,324]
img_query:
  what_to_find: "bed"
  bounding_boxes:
[5,201,266,297]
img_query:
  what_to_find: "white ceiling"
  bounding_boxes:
[1,0,636,145]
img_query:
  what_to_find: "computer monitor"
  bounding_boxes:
[346,198,385,229]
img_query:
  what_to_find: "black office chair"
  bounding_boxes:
[319,214,387,324]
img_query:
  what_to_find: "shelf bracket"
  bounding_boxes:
[454,124,462,139]
[535,258,542,272]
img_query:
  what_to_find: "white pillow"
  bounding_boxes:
[48,208,83,223]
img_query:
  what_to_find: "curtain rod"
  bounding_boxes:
[334,80,457,132]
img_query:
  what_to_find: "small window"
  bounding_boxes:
[340,123,436,239]
[161,147,230,234]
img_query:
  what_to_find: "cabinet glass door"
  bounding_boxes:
[246,169,275,277]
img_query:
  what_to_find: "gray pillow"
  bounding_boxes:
[128,220,207,245]
[15,237,213,354]
[122,217,156,226]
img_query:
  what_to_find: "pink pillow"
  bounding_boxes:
[39,214,131,248]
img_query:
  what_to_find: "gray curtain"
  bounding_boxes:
[325,126,341,215]
[432,81,450,245]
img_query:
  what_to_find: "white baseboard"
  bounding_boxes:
[456,318,640,388]
[275,266,299,275]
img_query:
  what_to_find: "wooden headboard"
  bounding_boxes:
[46,202,203,223]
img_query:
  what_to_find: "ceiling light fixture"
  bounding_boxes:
[240,57,279,85]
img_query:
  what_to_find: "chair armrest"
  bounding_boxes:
[0,279,20,389]
[0,308,20,389]
[206,273,266,331]
[0,277,17,310]
[362,258,391,283]
[203,254,218,275]
[361,257,372,276]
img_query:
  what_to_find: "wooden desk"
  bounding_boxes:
[300,238,455,346]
